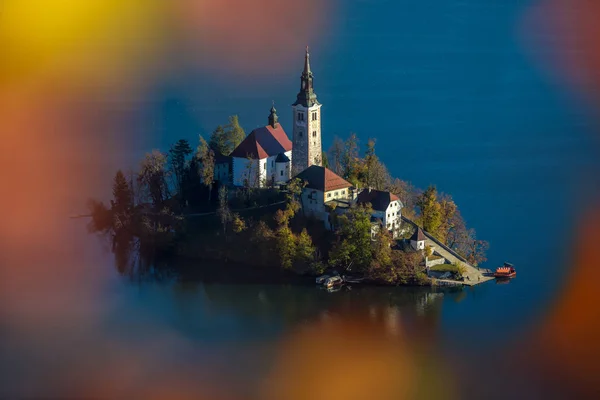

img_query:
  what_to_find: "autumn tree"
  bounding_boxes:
[437,194,457,244]
[417,186,442,237]
[276,225,297,269]
[197,135,215,201]
[372,227,393,267]
[231,213,247,233]
[137,150,170,208]
[364,138,389,190]
[327,136,345,176]
[168,139,193,197]
[295,229,317,269]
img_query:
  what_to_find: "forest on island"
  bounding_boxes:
[88,116,488,285]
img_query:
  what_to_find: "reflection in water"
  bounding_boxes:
[111,234,450,340]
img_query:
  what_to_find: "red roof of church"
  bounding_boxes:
[230,124,292,159]
[295,165,353,192]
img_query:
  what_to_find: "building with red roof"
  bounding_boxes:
[231,105,293,187]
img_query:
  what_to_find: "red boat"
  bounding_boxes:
[494,263,516,279]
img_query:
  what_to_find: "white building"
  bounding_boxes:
[295,165,353,229]
[357,189,403,238]
[230,105,292,188]
[214,153,231,184]
[410,227,427,250]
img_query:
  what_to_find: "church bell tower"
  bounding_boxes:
[292,47,322,175]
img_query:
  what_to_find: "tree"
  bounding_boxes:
[372,227,393,267]
[209,116,246,156]
[277,226,296,270]
[232,213,247,233]
[341,133,366,186]
[197,135,215,201]
[327,136,345,176]
[209,125,229,155]
[322,151,329,169]
[329,205,373,272]
[417,186,442,237]
[168,139,193,197]
[467,235,490,267]
[437,195,457,244]
[364,139,389,190]
[87,199,112,234]
[225,115,245,151]
[217,186,231,236]
[111,170,134,234]
[112,170,133,214]
[137,150,170,208]
[295,229,317,270]
[386,178,418,219]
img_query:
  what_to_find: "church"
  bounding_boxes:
[216,48,323,188]
[216,48,404,237]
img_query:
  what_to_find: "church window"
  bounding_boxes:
[280,170,283,176]
[299,131,303,138]
[312,112,318,121]
[298,113,305,122]
[312,131,316,137]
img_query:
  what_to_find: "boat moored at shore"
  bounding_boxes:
[494,263,516,279]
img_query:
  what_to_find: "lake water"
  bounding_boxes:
[3,0,600,398]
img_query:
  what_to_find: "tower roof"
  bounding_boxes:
[268,102,279,128]
[411,228,427,242]
[293,47,320,108]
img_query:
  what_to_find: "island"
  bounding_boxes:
[87,48,490,287]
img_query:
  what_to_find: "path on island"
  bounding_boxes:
[401,216,493,286]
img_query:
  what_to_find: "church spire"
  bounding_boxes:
[303,46,312,76]
[293,46,319,108]
[268,101,278,128]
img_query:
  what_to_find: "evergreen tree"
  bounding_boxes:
[209,125,229,155]
[226,115,246,151]
[168,139,193,197]
[322,151,330,169]
[112,169,133,214]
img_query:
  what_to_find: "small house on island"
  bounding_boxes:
[411,227,427,250]
[230,105,292,188]
[357,189,403,238]
[295,165,354,228]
